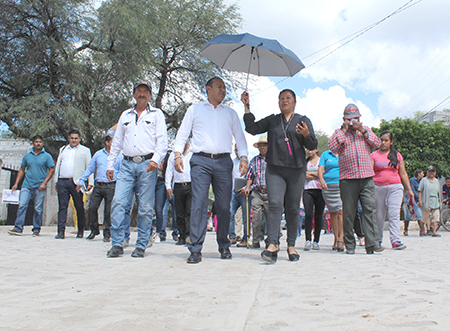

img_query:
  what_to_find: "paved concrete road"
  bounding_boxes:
[1,226,449,331]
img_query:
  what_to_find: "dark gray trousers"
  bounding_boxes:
[189,154,233,253]
[340,177,379,250]
[266,164,306,247]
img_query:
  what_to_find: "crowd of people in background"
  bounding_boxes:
[7,78,445,264]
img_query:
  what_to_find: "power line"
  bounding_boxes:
[306,0,422,68]
[252,0,423,95]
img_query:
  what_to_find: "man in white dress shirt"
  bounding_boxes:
[106,80,168,258]
[55,129,93,239]
[166,141,193,246]
[173,77,248,263]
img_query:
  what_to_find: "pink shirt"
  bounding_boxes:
[371,150,403,185]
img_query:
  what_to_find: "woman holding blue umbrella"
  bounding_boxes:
[241,89,317,263]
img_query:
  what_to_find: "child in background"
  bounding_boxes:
[442,176,450,206]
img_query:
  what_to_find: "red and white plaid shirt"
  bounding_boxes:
[328,126,381,180]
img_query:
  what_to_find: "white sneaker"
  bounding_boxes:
[147,233,155,248]
[154,233,161,243]
[312,242,320,250]
[304,240,312,251]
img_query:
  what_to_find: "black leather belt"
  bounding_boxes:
[96,181,116,185]
[195,152,230,159]
[123,153,154,163]
[174,182,191,187]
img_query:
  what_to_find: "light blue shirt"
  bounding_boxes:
[318,150,340,185]
[78,148,123,184]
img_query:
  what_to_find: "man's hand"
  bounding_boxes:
[76,184,83,192]
[38,183,47,191]
[146,160,158,172]
[87,185,93,192]
[237,187,247,196]
[243,186,250,196]
[175,157,184,173]
[239,159,248,176]
[352,120,364,132]
[106,170,115,182]
[342,119,350,133]
[11,184,18,191]
[296,121,310,138]
[419,200,423,208]
[167,188,173,200]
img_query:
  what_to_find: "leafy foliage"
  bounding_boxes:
[0,0,242,155]
[372,118,450,177]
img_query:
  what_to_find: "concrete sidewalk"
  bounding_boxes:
[1,226,449,331]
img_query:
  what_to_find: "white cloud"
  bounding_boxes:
[228,0,450,123]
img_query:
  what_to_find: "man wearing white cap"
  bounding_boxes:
[328,103,382,254]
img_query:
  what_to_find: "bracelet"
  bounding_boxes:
[240,156,248,162]
[362,129,368,136]
[174,155,182,160]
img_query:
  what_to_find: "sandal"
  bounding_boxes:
[332,241,337,251]
[336,241,345,252]
[403,229,409,236]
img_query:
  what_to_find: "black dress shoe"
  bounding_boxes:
[55,233,65,239]
[131,247,145,258]
[287,249,300,262]
[107,245,124,258]
[86,230,99,240]
[175,238,186,245]
[187,252,202,264]
[76,231,84,238]
[103,236,111,242]
[219,247,232,259]
[261,249,278,263]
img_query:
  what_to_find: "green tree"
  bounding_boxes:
[0,0,242,154]
[95,0,242,139]
[315,130,329,156]
[0,0,130,156]
[372,118,450,177]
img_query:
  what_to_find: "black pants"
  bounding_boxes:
[174,182,192,240]
[88,182,115,237]
[303,189,325,242]
[57,179,85,234]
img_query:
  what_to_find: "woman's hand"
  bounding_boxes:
[407,189,414,199]
[296,121,310,138]
[241,92,250,112]
[320,179,328,190]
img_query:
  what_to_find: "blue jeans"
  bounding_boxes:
[14,187,46,233]
[110,159,157,249]
[230,190,252,239]
[298,208,305,237]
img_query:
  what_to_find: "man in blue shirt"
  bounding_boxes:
[8,135,55,236]
[76,135,122,242]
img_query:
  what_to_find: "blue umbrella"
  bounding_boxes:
[199,33,305,89]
